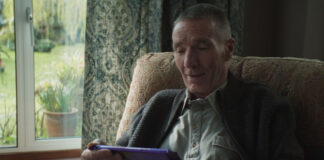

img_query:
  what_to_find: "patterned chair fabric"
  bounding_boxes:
[117,52,324,158]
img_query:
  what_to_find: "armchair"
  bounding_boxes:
[117,52,324,159]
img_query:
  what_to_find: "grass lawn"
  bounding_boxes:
[0,43,84,146]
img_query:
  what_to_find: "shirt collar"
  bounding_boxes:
[185,81,228,102]
[181,81,228,113]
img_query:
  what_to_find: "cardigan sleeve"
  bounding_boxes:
[116,89,182,147]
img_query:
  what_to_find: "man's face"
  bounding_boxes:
[172,18,234,98]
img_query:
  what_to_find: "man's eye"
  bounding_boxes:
[197,44,209,50]
[197,45,209,50]
[176,49,185,54]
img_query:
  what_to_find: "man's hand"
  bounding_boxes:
[81,139,123,160]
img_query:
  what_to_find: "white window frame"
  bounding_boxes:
[0,0,81,153]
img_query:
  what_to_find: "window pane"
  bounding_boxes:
[0,0,17,148]
[33,0,86,139]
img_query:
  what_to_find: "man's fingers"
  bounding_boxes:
[87,139,106,149]
[95,149,114,157]
[81,149,93,160]
[81,149,117,160]
[93,138,106,145]
[87,142,98,149]
[82,139,122,160]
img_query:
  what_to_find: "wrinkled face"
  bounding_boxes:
[172,18,234,98]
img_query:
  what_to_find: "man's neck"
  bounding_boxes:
[187,80,228,100]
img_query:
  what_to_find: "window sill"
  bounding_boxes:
[0,149,81,160]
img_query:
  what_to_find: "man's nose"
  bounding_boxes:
[184,48,198,68]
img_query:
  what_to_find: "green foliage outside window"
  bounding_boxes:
[32,0,86,45]
[34,39,56,52]
[0,97,16,145]
[36,82,72,112]
[0,0,86,143]
[0,0,86,52]
[35,53,84,113]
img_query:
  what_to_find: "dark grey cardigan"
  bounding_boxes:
[116,73,304,160]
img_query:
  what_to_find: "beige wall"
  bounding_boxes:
[244,0,324,60]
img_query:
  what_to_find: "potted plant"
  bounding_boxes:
[35,53,84,138]
[36,81,78,137]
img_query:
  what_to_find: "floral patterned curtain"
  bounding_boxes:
[82,0,244,148]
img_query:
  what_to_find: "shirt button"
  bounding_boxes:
[192,143,196,147]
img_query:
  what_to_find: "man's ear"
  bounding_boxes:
[224,38,235,61]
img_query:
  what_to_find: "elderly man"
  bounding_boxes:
[82,4,303,160]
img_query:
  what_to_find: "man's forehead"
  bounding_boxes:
[174,17,216,27]
[173,38,212,47]
[172,27,216,47]
[173,19,217,37]
[173,18,217,32]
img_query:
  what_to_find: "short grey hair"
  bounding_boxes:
[173,3,231,42]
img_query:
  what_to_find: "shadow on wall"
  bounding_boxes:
[244,0,324,60]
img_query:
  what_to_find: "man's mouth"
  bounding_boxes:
[185,73,205,77]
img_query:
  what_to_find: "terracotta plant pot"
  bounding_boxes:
[43,108,78,137]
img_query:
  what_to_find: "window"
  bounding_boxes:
[0,0,86,153]
[0,0,17,149]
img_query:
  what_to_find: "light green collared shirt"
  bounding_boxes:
[160,82,240,160]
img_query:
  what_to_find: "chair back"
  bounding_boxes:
[117,52,324,159]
